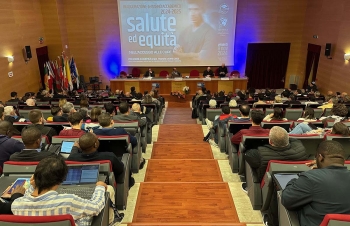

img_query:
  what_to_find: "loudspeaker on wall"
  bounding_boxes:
[325,43,331,56]
[23,46,32,61]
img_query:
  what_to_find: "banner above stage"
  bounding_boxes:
[118,0,238,67]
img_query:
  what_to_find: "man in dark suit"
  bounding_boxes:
[282,140,350,226]
[24,110,57,143]
[203,67,214,77]
[218,63,228,77]
[9,126,57,161]
[0,121,24,167]
[143,68,155,77]
[171,68,181,78]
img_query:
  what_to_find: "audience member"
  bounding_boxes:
[231,110,268,145]
[297,107,317,121]
[207,106,235,147]
[24,110,57,142]
[104,103,116,117]
[80,99,89,108]
[304,96,319,106]
[209,99,217,108]
[228,99,238,107]
[58,98,67,108]
[59,112,86,136]
[78,107,91,122]
[263,107,287,121]
[90,106,102,122]
[25,98,36,108]
[47,106,62,121]
[7,91,19,102]
[53,102,75,122]
[244,126,308,225]
[11,157,116,225]
[67,132,126,184]
[9,126,57,161]
[4,106,25,122]
[273,96,283,104]
[253,93,266,107]
[282,140,350,226]
[94,113,138,149]
[319,103,348,122]
[0,184,25,214]
[0,121,24,167]
[318,96,337,110]
[113,102,146,128]
[283,94,301,105]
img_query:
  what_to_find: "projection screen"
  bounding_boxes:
[118,0,238,67]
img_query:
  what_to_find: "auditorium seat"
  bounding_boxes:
[290,104,306,110]
[277,191,300,226]
[289,134,322,159]
[246,160,311,210]
[189,69,200,77]
[114,120,146,154]
[325,134,350,159]
[0,215,75,226]
[159,70,169,77]
[293,120,325,128]
[131,67,140,77]
[323,108,333,117]
[206,108,222,121]
[284,108,303,120]
[120,71,127,77]
[261,121,293,132]
[66,159,130,210]
[320,214,350,226]
[230,70,240,77]
[312,108,324,119]
[13,135,49,145]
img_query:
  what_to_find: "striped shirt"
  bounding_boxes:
[11,185,105,226]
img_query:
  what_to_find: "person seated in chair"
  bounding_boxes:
[203,67,214,77]
[9,126,57,161]
[243,126,308,226]
[171,68,181,78]
[282,140,350,226]
[23,110,57,143]
[11,157,119,225]
[143,68,155,77]
[113,102,146,128]
[231,110,269,145]
[94,113,137,149]
[0,121,24,167]
[207,106,235,147]
[7,91,20,103]
[59,112,86,137]
[67,132,127,186]
[53,102,76,122]
[233,104,251,122]
[47,106,62,122]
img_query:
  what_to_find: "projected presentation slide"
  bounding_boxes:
[118,0,238,67]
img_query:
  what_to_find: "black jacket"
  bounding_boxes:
[0,135,25,167]
[203,70,214,77]
[282,165,350,226]
[143,71,155,77]
[53,113,69,122]
[0,193,23,214]
[245,139,308,182]
[9,149,58,162]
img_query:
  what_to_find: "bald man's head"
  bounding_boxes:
[79,132,99,153]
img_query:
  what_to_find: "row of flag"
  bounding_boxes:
[43,54,80,91]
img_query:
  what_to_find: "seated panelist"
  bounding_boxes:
[143,68,155,77]
[171,68,181,78]
[203,67,214,77]
[218,63,228,77]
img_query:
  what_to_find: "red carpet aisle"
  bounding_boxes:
[130,103,243,225]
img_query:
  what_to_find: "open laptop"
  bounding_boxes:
[57,164,100,199]
[273,173,299,190]
[60,140,75,154]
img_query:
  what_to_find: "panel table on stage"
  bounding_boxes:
[110,78,247,95]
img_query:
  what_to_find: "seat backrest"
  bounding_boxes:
[320,214,350,226]
[284,108,303,120]
[3,161,39,176]
[289,134,323,158]
[228,121,252,134]
[261,121,292,131]
[120,71,127,76]
[0,215,75,226]
[242,135,269,150]
[159,70,169,77]
[66,160,112,174]
[254,104,271,109]
[325,135,350,159]
[290,104,306,110]
[97,135,130,157]
[313,108,324,119]
[206,109,222,121]
[189,69,200,77]
[230,108,240,116]
[52,136,80,144]
[113,121,139,135]
[132,67,140,77]
[324,108,333,117]
[265,108,274,116]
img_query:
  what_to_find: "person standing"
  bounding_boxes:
[203,67,214,77]
[218,63,228,77]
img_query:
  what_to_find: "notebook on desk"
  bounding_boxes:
[57,164,100,199]
[273,173,299,190]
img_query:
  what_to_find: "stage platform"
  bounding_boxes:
[110,77,248,95]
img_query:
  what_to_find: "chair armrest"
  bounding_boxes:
[91,192,110,226]
[277,191,300,226]
[127,143,132,154]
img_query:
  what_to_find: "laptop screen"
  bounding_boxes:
[274,173,299,190]
[60,141,75,154]
[62,164,99,185]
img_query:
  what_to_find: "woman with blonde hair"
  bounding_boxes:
[58,98,67,108]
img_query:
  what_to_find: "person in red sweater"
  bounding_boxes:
[231,110,270,145]
[59,112,86,137]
